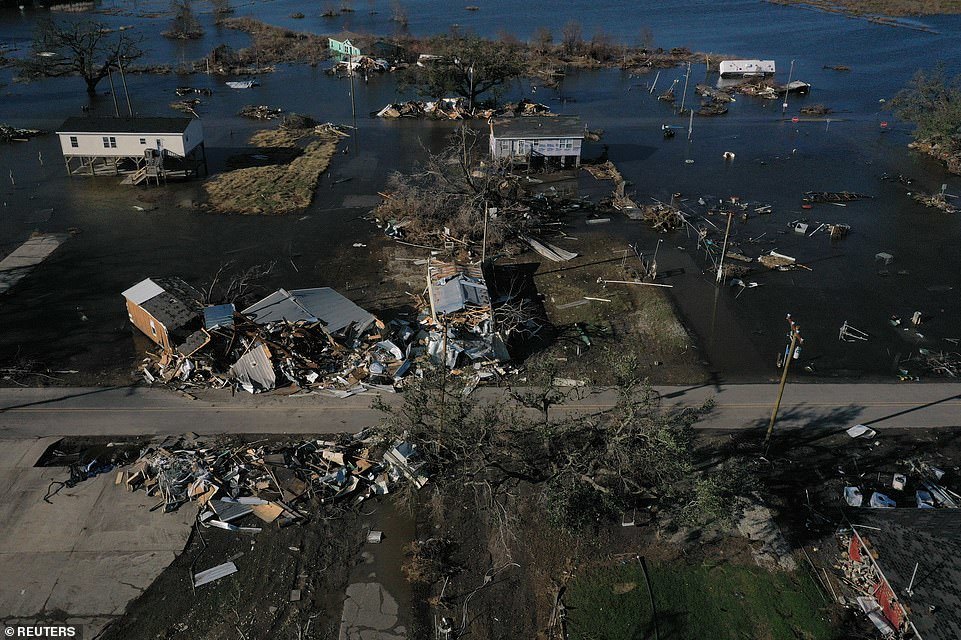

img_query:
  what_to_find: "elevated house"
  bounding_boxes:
[488,116,584,170]
[57,116,207,184]
[122,277,206,355]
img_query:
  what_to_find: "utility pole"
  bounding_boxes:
[679,61,691,114]
[116,56,133,116]
[715,210,734,284]
[781,59,795,116]
[764,314,803,446]
[106,66,120,117]
[481,200,489,263]
[687,108,694,141]
[348,53,356,121]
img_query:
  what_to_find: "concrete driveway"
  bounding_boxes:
[0,437,193,636]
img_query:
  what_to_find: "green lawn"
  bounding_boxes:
[565,561,838,640]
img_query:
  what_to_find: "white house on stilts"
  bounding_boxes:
[56,116,207,185]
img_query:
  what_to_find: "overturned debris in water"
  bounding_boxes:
[911,191,958,214]
[802,191,872,204]
[239,104,284,120]
[0,123,46,143]
[375,97,553,120]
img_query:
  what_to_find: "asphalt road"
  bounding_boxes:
[1,383,960,438]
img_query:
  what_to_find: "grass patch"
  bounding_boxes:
[203,129,338,215]
[566,562,837,640]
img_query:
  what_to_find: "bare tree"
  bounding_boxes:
[22,19,144,96]
[531,26,553,55]
[561,20,582,56]
[164,0,204,39]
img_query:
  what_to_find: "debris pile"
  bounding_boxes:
[239,104,284,120]
[122,433,430,524]
[800,104,832,116]
[423,260,510,375]
[175,86,212,96]
[802,191,872,204]
[911,191,958,214]
[640,202,685,232]
[375,98,553,120]
[329,55,391,76]
[0,123,45,143]
[170,98,201,116]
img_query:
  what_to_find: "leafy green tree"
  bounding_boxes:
[404,34,524,109]
[892,64,961,151]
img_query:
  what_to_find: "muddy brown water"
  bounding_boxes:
[1,3,960,383]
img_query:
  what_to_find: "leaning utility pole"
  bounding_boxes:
[715,210,734,284]
[678,61,691,114]
[764,314,803,446]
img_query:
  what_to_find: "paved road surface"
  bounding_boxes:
[1,383,959,438]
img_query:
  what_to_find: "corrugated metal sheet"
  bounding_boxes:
[204,304,235,330]
[121,278,164,305]
[194,561,238,587]
[242,288,375,336]
[229,343,276,392]
[290,288,375,335]
[242,289,314,325]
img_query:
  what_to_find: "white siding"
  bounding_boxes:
[490,136,581,159]
[58,121,202,158]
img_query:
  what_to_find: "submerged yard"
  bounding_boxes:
[566,562,837,640]
[203,126,340,215]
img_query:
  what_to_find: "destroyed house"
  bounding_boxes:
[489,116,584,169]
[844,509,961,640]
[122,277,203,353]
[57,116,207,183]
[427,261,491,318]
[242,288,376,338]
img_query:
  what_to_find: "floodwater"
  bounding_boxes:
[0,0,960,383]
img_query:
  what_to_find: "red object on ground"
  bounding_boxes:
[873,579,905,629]
[849,536,862,562]
[792,116,799,123]
[801,204,813,210]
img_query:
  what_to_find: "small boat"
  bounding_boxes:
[225,79,258,89]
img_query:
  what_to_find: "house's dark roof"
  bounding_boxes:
[58,116,194,135]
[130,276,202,333]
[490,116,584,140]
[848,509,961,640]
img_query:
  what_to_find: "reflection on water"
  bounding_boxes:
[0,1,959,382]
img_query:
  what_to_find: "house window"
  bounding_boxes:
[69,136,78,148]
[109,136,117,148]
[560,138,574,150]
[102,136,110,148]
[149,320,157,337]
[103,136,117,148]
[140,138,146,145]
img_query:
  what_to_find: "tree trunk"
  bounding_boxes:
[85,77,99,96]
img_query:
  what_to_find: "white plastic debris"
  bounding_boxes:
[869,492,896,509]
[844,486,863,507]
[846,424,877,439]
[892,473,907,491]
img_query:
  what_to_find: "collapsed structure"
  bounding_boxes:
[124,270,520,394]
[839,509,961,640]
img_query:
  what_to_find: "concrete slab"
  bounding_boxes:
[0,438,193,634]
[0,233,67,295]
